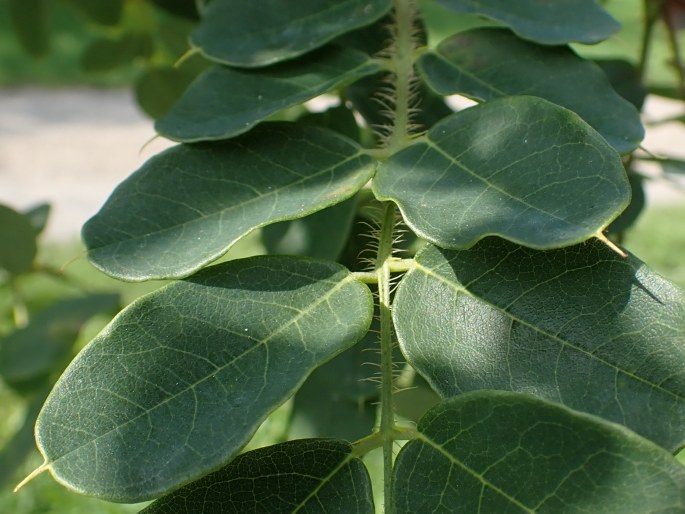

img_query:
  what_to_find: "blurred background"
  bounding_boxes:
[1,0,684,512]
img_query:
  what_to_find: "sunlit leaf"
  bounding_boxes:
[142,439,374,513]
[83,123,375,281]
[374,96,629,250]
[394,391,685,513]
[394,239,685,450]
[35,256,374,501]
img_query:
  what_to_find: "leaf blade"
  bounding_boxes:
[141,439,374,513]
[373,96,629,250]
[156,46,378,142]
[35,256,374,502]
[394,391,685,513]
[417,28,643,153]
[83,123,375,281]
[394,239,685,450]
[432,0,620,45]
[190,0,392,67]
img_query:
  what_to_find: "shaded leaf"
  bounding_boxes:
[190,0,392,67]
[595,59,647,111]
[156,46,378,142]
[374,96,629,251]
[263,198,358,261]
[0,294,119,387]
[141,439,374,514]
[35,256,373,502]
[135,56,210,119]
[299,105,361,143]
[83,123,375,281]
[8,0,49,57]
[150,0,199,20]
[61,0,123,26]
[81,34,154,73]
[394,391,685,513]
[418,28,643,153]
[432,0,620,45]
[0,389,49,488]
[22,203,51,236]
[288,317,379,441]
[394,239,685,450]
[607,172,646,235]
[0,204,37,275]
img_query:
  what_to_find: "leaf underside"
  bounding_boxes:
[82,123,375,281]
[432,0,620,45]
[418,28,643,154]
[394,239,685,450]
[190,0,393,67]
[142,439,374,513]
[394,391,685,513]
[35,256,374,502]
[373,96,629,251]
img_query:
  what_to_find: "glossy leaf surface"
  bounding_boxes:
[433,0,620,44]
[418,28,643,153]
[83,123,375,281]
[394,391,685,513]
[191,0,392,67]
[157,46,378,142]
[142,439,374,513]
[0,204,37,275]
[373,96,629,250]
[394,240,685,450]
[35,256,374,502]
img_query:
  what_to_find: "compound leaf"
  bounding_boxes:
[394,391,685,513]
[191,0,392,67]
[157,46,378,142]
[394,239,685,450]
[418,28,643,153]
[373,96,629,250]
[83,123,375,281]
[432,0,620,45]
[35,256,374,502]
[141,439,374,513]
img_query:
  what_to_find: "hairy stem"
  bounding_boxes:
[387,0,417,153]
[376,201,397,513]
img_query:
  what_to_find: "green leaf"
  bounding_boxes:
[8,0,49,57]
[22,202,51,236]
[263,198,358,261]
[150,0,199,20]
[393,239,685,450]
[135,57,210,119]
[190,0,392,67]
[0,294,120,387]
[417,28,643,153]
[607,172,645,235]
[0,204,38,275]
[595,59,647,111]
[432,0,620,45]
[394,391,685,513]
[61,0,123,26]
[141,439,374,513]
[35,256,373,502]
[82,123,376,281]
[288,319,379,441]
[81,34,154,73]
[373,96,629,250]
[156,46,378,142]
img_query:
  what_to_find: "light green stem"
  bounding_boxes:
[376,202,397,513]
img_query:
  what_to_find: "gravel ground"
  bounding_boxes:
[0,88,683,242]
